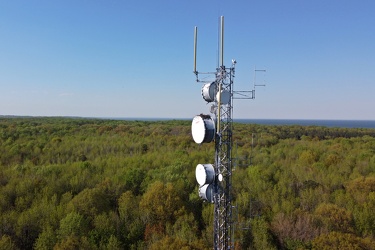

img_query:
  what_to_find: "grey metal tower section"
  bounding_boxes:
[192,16,264,249]
[216,15,231,246]
[192,16,234,250]
[213,62,234,250]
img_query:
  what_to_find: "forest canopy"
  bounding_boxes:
[0,117,374,249]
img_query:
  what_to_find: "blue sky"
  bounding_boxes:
[1,0,374,120]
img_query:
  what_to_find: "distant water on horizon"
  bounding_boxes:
[111,117,375,129]
[2,116,375,129]
[234,119,375,129]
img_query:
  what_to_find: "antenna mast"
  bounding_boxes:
[191,16,265,249]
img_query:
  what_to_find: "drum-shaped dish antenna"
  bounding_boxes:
[198,184,214,203]
[196,164,215,186]
[201,82,217,103]
[191,115,215,144]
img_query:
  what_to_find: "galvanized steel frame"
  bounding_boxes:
[213,65,235,250]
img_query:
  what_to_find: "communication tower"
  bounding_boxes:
[191,16,265,249]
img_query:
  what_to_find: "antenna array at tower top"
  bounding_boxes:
[191,16,267,250]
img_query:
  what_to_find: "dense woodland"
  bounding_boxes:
[0,117,374,249]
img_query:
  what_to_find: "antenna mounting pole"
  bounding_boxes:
[194,26,198,75]
[220,16,224,67]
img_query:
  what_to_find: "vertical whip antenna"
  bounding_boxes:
[220,16,224,67]
[194,26,198,74]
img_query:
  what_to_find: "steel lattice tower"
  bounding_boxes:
[191,16,235,250]
[192,16,264,250]
[213,64,234,249]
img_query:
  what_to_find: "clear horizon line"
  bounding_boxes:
[1,114,375,122]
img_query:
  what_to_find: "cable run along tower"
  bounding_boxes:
[191,16,265,249]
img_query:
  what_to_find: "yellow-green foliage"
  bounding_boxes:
[0,117,374,249]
